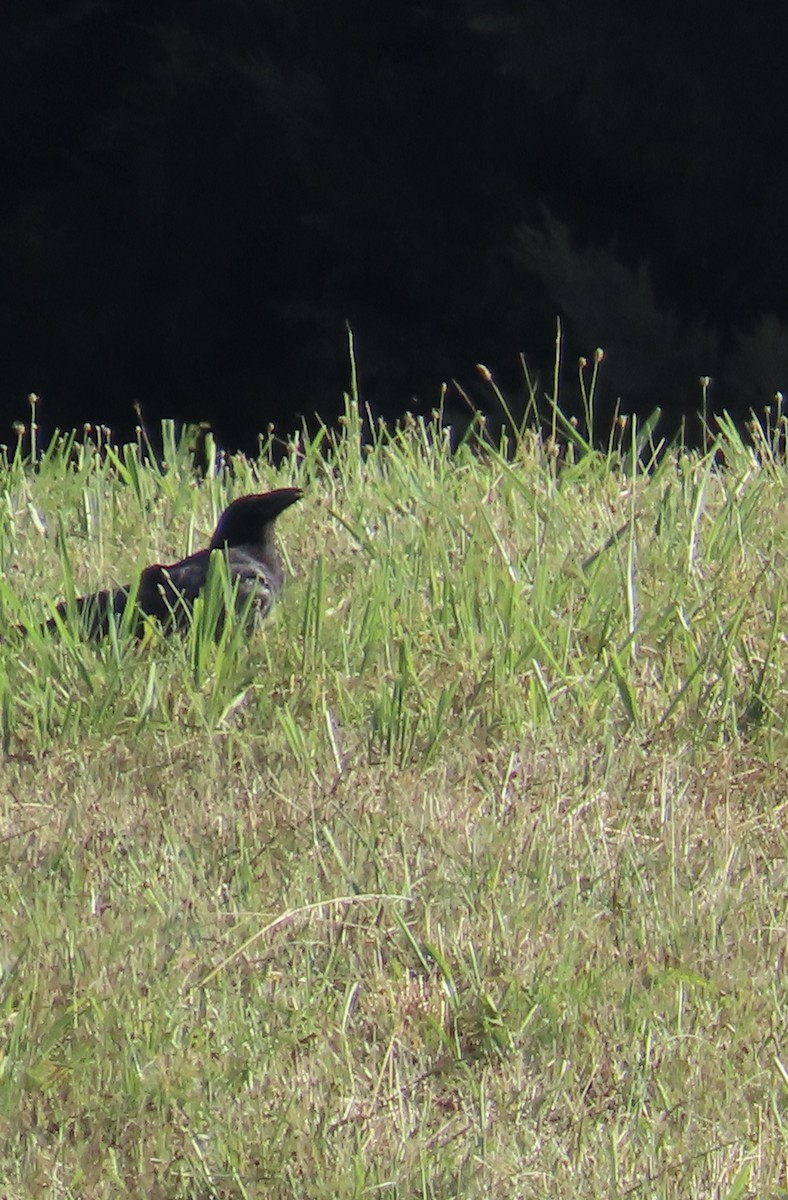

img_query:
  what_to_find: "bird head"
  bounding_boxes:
[209,488,303,551]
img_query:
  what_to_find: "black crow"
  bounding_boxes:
[37,488,303,639]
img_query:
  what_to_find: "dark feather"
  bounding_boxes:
[36,488,303,639]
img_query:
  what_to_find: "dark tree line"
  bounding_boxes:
[2,0,787,450]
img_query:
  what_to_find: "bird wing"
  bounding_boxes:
[48,584,131,638]
[147,547,280,627]
[224,548,281,620]
[136,551,212,627]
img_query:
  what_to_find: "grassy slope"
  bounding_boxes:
[0,406,785,1199]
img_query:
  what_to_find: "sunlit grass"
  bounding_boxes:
[0,390,786,1199]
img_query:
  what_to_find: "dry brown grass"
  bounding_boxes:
[0,410,785,1198]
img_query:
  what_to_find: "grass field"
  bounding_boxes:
[0,391,786,1198]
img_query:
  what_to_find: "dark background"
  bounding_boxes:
[2,1,787,451]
